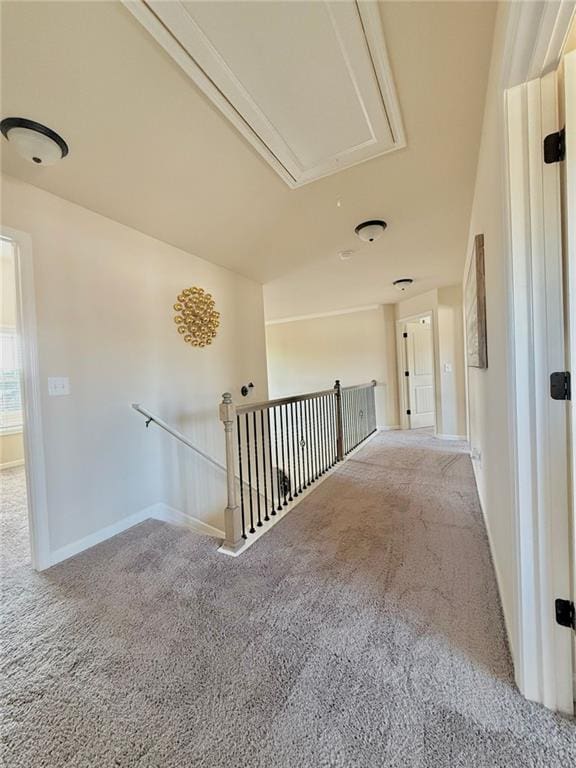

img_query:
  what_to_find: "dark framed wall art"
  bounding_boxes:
[465,233,488,369]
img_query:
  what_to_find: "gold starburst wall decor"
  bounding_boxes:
[173,286,220,347]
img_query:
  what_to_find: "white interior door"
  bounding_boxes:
[561,48,576,704]
[406,318,435,429]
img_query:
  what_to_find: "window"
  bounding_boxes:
[0,327,23,433]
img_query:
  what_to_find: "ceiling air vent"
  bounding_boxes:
[125,1,406,188]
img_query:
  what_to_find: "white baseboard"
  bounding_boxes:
[47,502,224,569]
[48,505,156,568]
[470,460,516,672]
[149,502,224,539]
[378,425,401,431]
[0,459,25,470]
[435,433,467,441]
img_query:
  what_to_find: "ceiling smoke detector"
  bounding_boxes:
[0,117,69,165]
[354,219,387,243]
[393,278,413,292]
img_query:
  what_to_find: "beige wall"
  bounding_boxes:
[266,306,399,428]
[462,5,517,663]
[0,431,24,468]
[1,175,269,554]
[396,286,467,438]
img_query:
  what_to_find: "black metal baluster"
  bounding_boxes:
[366,388,371,436]
[328,394,334,466]
[318,395,325,474]
[322,395,330,471]
[290,401,298,497]
[355,388,359,448]
[316,397,324,475]
[316,396,322,476]
[267,408,276,517]
[320,396,325,473]
[261,410,270,522]
[253,411,262,527]
[236,414,246,539]
[284,404,293,502]
[273,406,282,512]
[324,395,330,470]
[280,404,288,506]
[330,393,336,465]
[354,390,358,447]
[312,397,319,480]
[354,389,358,448]
[245,413,255,534]
[298,400,305,492]
[333,393,338,464]
[306,399,314,484]
[310,397,317,479]
[343,390,348,454]
[295,401,301,493]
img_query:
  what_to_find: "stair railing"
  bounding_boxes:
[219,379,377,554]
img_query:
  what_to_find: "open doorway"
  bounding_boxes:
[1,229,49,571]
[397,313,436,430]
[1,237,30,565]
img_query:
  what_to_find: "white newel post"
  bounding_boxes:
[219,393,244,554]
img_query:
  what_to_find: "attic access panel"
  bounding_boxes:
[125,1,405,188]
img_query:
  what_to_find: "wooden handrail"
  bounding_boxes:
[236,380,377,414]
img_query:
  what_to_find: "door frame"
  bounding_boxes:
[501,0,576,713]
[396,311,437,431]
[1,226,50,570]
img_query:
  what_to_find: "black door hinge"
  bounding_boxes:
[555,599,575,629]
[544,128,565,164]
[550,371,571,400]
[403,332,408,338]
[406,409,411,416]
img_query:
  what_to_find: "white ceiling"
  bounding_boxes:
[0,1,496,320]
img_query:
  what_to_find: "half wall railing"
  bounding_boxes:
[219,379,377,554]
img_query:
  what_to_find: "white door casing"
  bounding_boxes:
[1,227,50,571]
[506,68,573,714]
[562,48,576,701]
[406,317,435,429]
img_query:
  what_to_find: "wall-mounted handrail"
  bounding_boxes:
[132,403,226,474]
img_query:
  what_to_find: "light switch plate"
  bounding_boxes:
[48,377,70,396]
[443,362,453,373]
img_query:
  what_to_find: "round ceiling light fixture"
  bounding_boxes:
[0,117,69,166]
[393,278,413,292]
[354,219,387,243]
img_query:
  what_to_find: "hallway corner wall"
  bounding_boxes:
[265,305,400,429]
[1,174,269,562]
[462,3,518,669]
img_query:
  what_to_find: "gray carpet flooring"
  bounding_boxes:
[1,430,575,767]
